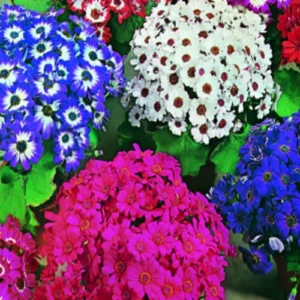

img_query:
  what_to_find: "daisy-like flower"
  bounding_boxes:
[83,43,110,67]
[1,120,44,170]
[55,128,77,152]
[35,76,66,100]
[3,24,25,45]
[85,0,110,24]
[29,20,54,41]
[30,40,53,60]
[129,106,144,127]
[124,0,276,144]
[0,58,19,88]
[59,101,89,128]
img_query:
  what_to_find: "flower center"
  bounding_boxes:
[43,79,53,89]
[197,104,206,115]
[173,97,183,108]
[153,233,164,245]
[36,26,45,34]
[183,241,194,252]
[280,145,290,152]
[10,95,20,106]
[16,277,25,291]
[251,254,260,265]
[62,134,70,143]
[196,233,206,243]
[127,194,135,204]
[57,70,65,77]
[281,174,290,185]
[154,101,161,112]
[10,31,19,39]
[266,215,275,225]
[183,280,193,292]
[246,190,253,202]
[0,69,9,78]
[16,141,27,153]
[89,51,97,61]
[64,242,73,253]
[139,54,147,64]
[263,172,272,182]
[68,112,77,121]
[82,70,92,81]
[115,261,126,273]
[199,124,208,134]
[135,242,145,252]
[80,220,90,231]
[152,164,162,174]
[162,284,174,297]
[210,285,218,296]
[139,272,151,285]
[169,73,179,85]
[42,105,53,117]
[37,43,46,53]
[188,67,196,77]
[286,215,297,228]
[91,8,101,19]
[202,83,212,94]
[218,119,227,129]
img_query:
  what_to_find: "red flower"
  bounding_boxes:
[283,26,300,63]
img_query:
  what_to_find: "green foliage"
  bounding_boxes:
[152,128,209,176]
[89,127,101,149]
[286,246,300,273]
[0,150,57,230]
[124,50,139,81]
[210,124,251,175]
[14,0,53,12]
[274,69,300,117]
[118,119,155,151]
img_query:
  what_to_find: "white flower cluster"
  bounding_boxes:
[122,0,277,144]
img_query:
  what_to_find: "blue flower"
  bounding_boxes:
[276,202,300,239]
[253,156,280,197]
[257,204,277,233]
[35,76,67,100]
[82,43,111,67]
[273,163,294,198]
[238,246,273,275]
[3,24,25,46]
[55,128,78,152]
[236,179,261,210]
[227,202,252,233]
[27,19,54,41]
[0,118,44,170]
[30,40,53,60]
[54,148,84,172]
[212,174,236,204]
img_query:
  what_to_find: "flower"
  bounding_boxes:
[0,4,126,171]
[228,203,252,233]
[239,246,273,275]
[124,0,276,144]
[283,26,300,63]
[38,147,233,298]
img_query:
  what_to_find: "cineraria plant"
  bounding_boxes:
[36,145,235,299]
[60,0,169,42]
[0,4,126,172]
[210,111,300,283]
[122,0,278,145]
[0,216,38,299]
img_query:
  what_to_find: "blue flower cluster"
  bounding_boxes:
[0,5,126,171]
[211,113,300,275]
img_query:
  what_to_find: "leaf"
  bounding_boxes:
[210,124,251,175]
[24,208,39,235]
[14,0,53,12]
[286,247,300,273]
[152,128,209,176]
[274,69,300,117]
[89,127,100,149]
[124,50,138,81]
[25,151,57,207]
[118,119,155,152]
[0,166,26,223]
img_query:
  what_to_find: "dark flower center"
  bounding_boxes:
[42,105,53,117]
[36,26,45,34]
[43,79,53,89]
[82,70,92,81]
[154,101,161,112]
[16,141,27,153]
[16,277,25,290]
[236,214,244,223]
[62,134,70,143]
[37,43,46,53]
[263,172,272,182]
[286,215,297,228]
[57,70,65,77]
[11,95,21,106]
[115,261,126,273]
[246,190,253,202]
[281,174,290,185]
[251,254,260,265]
[68,112,77,121]
[10,31,19,39]
[0,69,9,78]
[266,215,275,225]
[107,61,115,69]
[89,51,97,61]
[280,145,290,153]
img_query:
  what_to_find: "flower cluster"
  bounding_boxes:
[278,0,300,64]
[37,145,234,299]
[227,0,290,16]
[123,0,277,144]
[0,216,38,299]
[210,113,300,274]
[66,0,169,42]
[0,5,126,172]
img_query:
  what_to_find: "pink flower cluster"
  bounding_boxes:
[66,0,169,42]
[37,145,234,299]
[0,216,37,299]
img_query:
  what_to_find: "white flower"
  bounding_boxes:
[168,117,187,136]
[85,0,109,23]
[256,95,272,119]
[215,112,235,138]
[165,87,189,118]
[129,106,144,127]
[189,99,215,126]
[191,121,215,144]
[145,95,166,122]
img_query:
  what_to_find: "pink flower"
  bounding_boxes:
[127,234,156,261]
[0,248,21,284]
[127,259,164,299]
[11,273,36,300]
[93,173,117,201]
[176,267,200,300]
[112,280,139,300]
[53,227,83,264]
[161,272,184,300]
[204,275,225,300]
[144,222,174,256]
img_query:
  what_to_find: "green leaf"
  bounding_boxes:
[25,151,57,207]
[152,128,209,176]
[286,247,300,273]
[14,0,53,12]
[24,208,39,235]
[0,166,26,223]
[124,50,138,81]
[118,119,155,152]
[210,124,251,175]
[274,69,300,117]
[89,127,100,149]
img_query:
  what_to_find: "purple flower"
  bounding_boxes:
[228,203,252,233]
